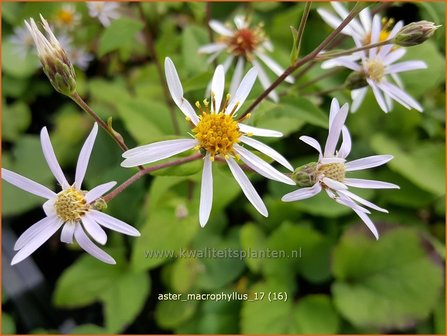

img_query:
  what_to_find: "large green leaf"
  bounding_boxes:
[155,299,198,330]
[332,227,443,329]
[181,25,208,75]
[98,18,144,57]
[2,101,31,142]
[2,40,40,78]
[239,223,267,273]
[371,134,445,196]
[1,313,16,334]
[293,295,340,334]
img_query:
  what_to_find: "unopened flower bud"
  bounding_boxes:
[25,15,76,96]
[292,162,318,187]
[393,21,441,47]
[345,71,368,90]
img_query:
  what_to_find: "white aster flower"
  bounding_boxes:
[121,58,295,227]
[87,2,121,27]
[198,15,294,102]
[56,33,94,70]
[9,24,35,59]
[332,15,427,113]
[54,4,81,31]
[281,98,399,239]
[2,123,140,265]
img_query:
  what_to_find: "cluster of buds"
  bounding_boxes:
[25,15,76,96]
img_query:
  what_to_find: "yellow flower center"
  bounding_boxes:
[192,96,242,161]
[318,162,346,183]
[54,186,89,222]
[365,58,386,82]
[57,9,75,25]
[220,25,265,59]
[362,18,394,45]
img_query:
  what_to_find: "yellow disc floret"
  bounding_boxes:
[362,18,394,45]
[57,9,75,25]
[365,58,386,82]
[192,97,242,161]
[318,162,346,183]
[54,186,89,222]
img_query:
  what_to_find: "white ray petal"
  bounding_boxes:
[331,2,364,36]
[336,193,371,214]
[211,65,225,113]
[226,67,257,115]
[198,43,226,54]
[252,59,278,102]
[255,52,294,83]
[239,124,283,137]
[229,57,244,97]
[299,136,322,156]
[344,178,400,189]
[386,61,427,74]
[282,183,322,202]
[82,214,107,245]
[75,123,98,189]
[328,57,362,71]
[40,127,69,189]
[209,20,234,36]
[121,139,198,167]
[353,208,379,239]
[319,157,346,164]
[346,155,393,171]
[359,7,372,32]
[324,103,349,157]
[199,154,213,227]
[351,87,368,112]
[234,16,247,30]
[90,210,140,236]
[14,216,59,250]
[226,156,268,217]
[369,15,381,58]
[317,8,354,36]
[383,48,406,65]
[2,168,56,199]
[85,181,117,203]
[380,81,423,112]
[60,222,76,244]
[222,55,235,71]
[11,217,63,265]
[74,223,115,264]
[322,177,348,190]
[234,145,295,185]
[378,21,404,58]
[338,189,389,213]
[338,126,352,159]
[241,136,293,171]
[329,97,340,126]
[367,79,389,112]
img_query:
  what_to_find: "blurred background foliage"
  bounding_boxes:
[2,1,445,334]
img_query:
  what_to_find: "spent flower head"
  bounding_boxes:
[198,15,294,102]
[25,15,77,96]
[121,58,295,227]
[2,123,140,265]
[282,99,399,239]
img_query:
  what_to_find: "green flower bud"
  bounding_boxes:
[25,15,77,96]
[393,21,441,47]
[292,162,318,187]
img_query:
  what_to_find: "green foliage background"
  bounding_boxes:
[2,1,445,334]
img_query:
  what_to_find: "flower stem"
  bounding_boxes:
[293,2,312,60]
[70,92,128,151]
[103,152,202,203]
[315,39,392,60]
[238,2,366,121]
[137,3,181,135]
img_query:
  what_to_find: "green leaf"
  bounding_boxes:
[293,295,340,334]
[101,271,150,333]
[2,101,31,141]
[53,252,124,308]
[155,299,198,330]
[2,40,40,78]
[131,196,199,272]
[371,134,445,196]
[399,41,444,98]
[241,279,294,333]
[2,313,16,334]
[98,18,144,57]
[332,227,443,329]
[239,223,267,273]
[181,25,208,74]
